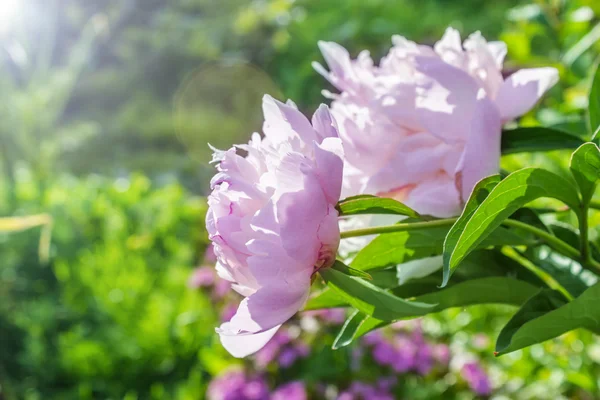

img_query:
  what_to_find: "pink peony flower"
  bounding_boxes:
[314,27,558,217]
[207,95,344,357]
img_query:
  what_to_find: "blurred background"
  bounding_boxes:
[1,0,600,399]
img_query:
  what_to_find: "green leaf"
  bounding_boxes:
[570,142,600,205]
[501,127,585,155]
[589,62,600,137]
[443,168,581,286]
[495,283,600,355]
[522,245,595,298]
[304,288,347,310]
[332,310,366,350]
[442,175,501,286]
[344,276,541,346]
[318,265,435,321]
[336,195,419,218]
[496,289,568,355]
[332,260,372,280]
[352,223,530,273]
[305,269,398,311]
[330,250,547,346]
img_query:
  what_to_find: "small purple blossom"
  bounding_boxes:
[207,370,269,400]
[462,361,492,396]
[271,381,307,400]
[187,266,215,289]
[341,381,394,400]
[220,303,238,323]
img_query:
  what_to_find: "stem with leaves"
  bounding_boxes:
[340,217,600,272]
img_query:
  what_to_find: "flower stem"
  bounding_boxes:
[589,200,600,211]
[339,218,456,239]
[340,217,600,272]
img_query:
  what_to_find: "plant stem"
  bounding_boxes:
[589,200,600,210]
[340,217,600,272]
[339,218,457,239]
[500,219,581,261]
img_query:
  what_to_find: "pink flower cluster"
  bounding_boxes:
[314,27,558,216]
[206,28,558,357]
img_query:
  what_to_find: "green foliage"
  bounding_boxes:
[570,142,600,204]
[319,263,435,320]
[501,127,585,154]
[336,195,419,218]
[0,174,220,399]
[496,283,600,355]
[443,168,580,283]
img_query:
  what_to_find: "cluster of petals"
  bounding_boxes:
[206,95,344,357]
[314,27,558,217]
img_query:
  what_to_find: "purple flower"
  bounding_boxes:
[187,266,215,289]
[278,347,300,368]
[272,381,307,400]
[207,370,269,400]
[220,303,238,323]
[414,343,434,375]
[432,344,450,366]
[343,381,394,400]
[372,341,396,366]
[390,335,417,373]
[204,243,218,263]
[303,308,347,325]
[462,361,492,396]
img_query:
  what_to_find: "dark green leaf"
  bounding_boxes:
[332,260,372,280]
[522,245,595,298]
[350,276,541,343]
[336,195,419,218]
[304,288,346,310]
[353,223,530,273]
[442,175,501,286]
[332,310,366,350]
[589,62,600,137]
[443,168,581,286]
[501,127,584,155]
[495,283,600,355]
[570,142,600,205]
[318,266,435,321]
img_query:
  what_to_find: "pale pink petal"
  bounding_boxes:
[313,41,356,89]
[218,324,281,358]
[487,41,507,69]
[312,104,340,141]
[313,138,344,204]
[226,282,311,333]
[434,27,465,68]
[405,177,462,218]
[455,97,502,203]
[415,57,480,143]
[495,67,559,121]
[275,154,328,266]
[262,95,317,146]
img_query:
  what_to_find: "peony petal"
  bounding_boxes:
[218,324,281,358]
[313,138,344,204]
[415,57,480,143]
[227,281,311,333]
[312,104,340,140]
[405,177,462,218]
[455,97,502,203]
[275,154,329,266]
[262,95,317,147]
[494,67,559,121]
